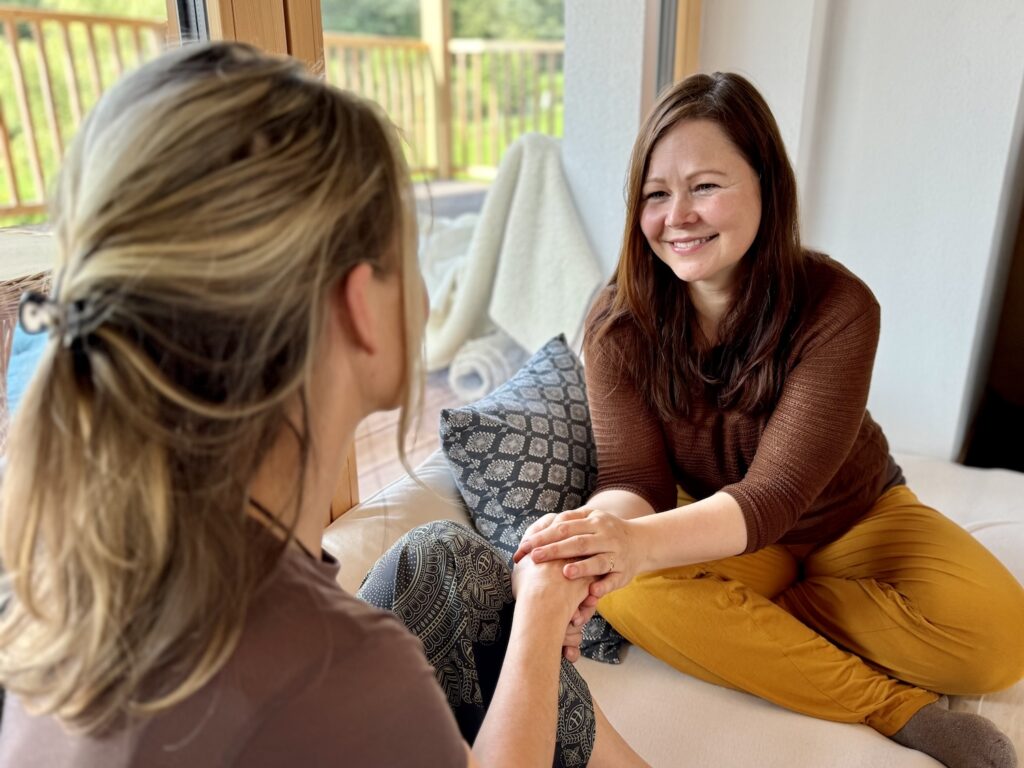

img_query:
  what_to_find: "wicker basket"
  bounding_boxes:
[1,270,52,454]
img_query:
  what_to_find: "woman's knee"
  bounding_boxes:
[943,617,1024,694]
[391,520,506,573]
[405,519,492,554]
[957,582,1024,692]
[358,520,512,612]
[945,652,1023,695]
[975,619,1024,692]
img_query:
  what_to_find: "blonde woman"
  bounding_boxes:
[0,43,644,768]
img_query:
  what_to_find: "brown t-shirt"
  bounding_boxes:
[586,253,903,553]
[0,546,465,767]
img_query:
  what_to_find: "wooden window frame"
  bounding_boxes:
[673,0,702,83]
[169,1,326,69]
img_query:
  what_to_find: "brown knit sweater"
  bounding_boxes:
[585,254,904,553]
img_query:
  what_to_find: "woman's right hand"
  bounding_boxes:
[510,513,566,601]
[511,546,594,623]
[513,513,598,661]
[515,507,644,603]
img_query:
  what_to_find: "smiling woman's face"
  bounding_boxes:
[640,118,762,295]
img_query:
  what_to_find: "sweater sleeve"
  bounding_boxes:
[721,294,881,553]
[585,331,678,514]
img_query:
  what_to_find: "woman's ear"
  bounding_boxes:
[335,263,379,354]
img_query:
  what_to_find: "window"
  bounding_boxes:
[0,0,575,512]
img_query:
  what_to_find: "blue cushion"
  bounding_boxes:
[5,325,47,418]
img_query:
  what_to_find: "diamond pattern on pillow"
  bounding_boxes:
[439,335,625,664]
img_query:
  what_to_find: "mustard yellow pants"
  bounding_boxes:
[597,485,1024,735]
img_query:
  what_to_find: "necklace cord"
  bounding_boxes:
[247,497,318,561]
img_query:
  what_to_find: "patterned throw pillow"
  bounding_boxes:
[439,335,625,663]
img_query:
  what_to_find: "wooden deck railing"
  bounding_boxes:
[322,33,437,175]
[449,38,564,177]
[0,6,167,219]
[1,6,565,222]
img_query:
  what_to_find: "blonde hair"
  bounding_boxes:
[0,42,423,734]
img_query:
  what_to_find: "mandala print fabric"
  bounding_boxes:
[439,335,625,664]
[359,521,595,767]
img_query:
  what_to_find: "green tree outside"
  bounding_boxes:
[321,0,563,40]
[8,0,165,17]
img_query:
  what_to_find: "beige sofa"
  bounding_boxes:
[323,451,1024,767]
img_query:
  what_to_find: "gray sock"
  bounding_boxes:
[891,700,1018,768]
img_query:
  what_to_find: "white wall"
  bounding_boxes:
[794,0,1024,460]
[563,0,1024,459]
[562,0,662,274]
[700,0,823,186]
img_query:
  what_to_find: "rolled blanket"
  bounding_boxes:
[420,214,477,316]
[448,330,529,403]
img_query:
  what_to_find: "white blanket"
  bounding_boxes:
[422,134,603,370]
[448,329,529,403]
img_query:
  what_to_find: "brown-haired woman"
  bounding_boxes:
[0,42,648,767]
[515,72,1024,768]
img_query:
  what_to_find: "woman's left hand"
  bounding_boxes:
[513,508,641,600]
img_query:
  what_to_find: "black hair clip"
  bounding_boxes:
[18,291,61,336]
[19,285,112,352]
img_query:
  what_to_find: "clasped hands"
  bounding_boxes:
[512,508,638,662]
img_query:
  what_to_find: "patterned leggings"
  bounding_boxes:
[358,520,596,767]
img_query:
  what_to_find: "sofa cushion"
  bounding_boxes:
[438,334,624,663]
[323,452,469,594]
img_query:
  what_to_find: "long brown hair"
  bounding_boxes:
[0,42,422,734]
[587,72,806,418]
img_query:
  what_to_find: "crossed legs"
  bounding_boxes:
[598,486,1024,736]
